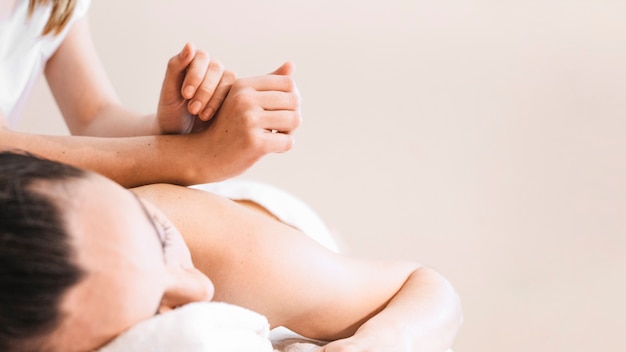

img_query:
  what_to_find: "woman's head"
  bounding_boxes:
[0,152,213,351]
[29,0,77,35]
[0,151,84,351]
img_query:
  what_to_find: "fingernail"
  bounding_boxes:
[183,86,195,98]
[189,101,202,114]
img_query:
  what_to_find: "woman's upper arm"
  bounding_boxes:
[44,16,119,134]
[132,184,419,340]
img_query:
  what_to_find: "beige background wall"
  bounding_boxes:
[16,1,626,351]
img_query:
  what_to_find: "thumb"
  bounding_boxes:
[269,61,295,76]
[162,43,196,91]
[172,42,196,73]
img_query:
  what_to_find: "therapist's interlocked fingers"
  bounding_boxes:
[157,42,236,135]
[180,61,302,183]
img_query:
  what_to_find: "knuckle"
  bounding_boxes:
[211,59,224,71]
[232,90,254,106]
[208,95,225,109]
[240,110,258,127]
[282,76,295,91]
[195,49,209,60]
[231,79,246,91]
[291,92,301,109]
[282,93,298,111]
[191,91,209,104]
[256,137,268,152]
[283,136,294,151]
[196,84,215,98]
[223,69,237,82]
[294,88,302,104]
[292,111,302,129]
[249,112,262,127]
[184,71,203,85]
[246,133,265,151]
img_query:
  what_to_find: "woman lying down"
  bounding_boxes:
[0,151,462,352]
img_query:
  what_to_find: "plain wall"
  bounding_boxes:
[16,1,626,351]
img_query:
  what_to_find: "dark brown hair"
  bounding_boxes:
[0,151,85,352]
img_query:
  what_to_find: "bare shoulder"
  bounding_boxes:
[131,183,420,339]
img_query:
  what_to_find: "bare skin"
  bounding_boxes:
[133,184,463,352]
[46,175,214,351]
[3,7,462,351]
[41,173,461,352]
[1,16,300,187]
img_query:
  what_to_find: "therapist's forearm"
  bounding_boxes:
[68,103,160,137]
[0,127,215,187]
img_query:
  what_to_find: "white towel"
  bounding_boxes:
[190,179,340,253]
[270,327,324,352]
[98,302,274,352]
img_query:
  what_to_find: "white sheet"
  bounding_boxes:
[98,302,322,352]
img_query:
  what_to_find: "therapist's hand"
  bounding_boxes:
[157,43,235,135]
[183,61,301,182]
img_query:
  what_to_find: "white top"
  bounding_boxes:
[0,0,91,126]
